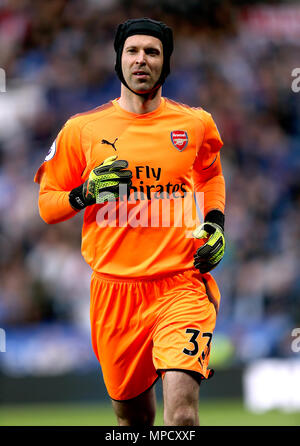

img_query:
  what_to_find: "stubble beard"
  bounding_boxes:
[129,76,157,94]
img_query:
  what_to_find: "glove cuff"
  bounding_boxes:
[69,184,86,211]
[205,210,225,232]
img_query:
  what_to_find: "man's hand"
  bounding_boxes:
[193,220,225,274]
[69,155,132,210]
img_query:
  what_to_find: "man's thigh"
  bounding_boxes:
[90,272,159,401]
[153,270,218,381]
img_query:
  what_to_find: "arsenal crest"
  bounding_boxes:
[170,130,188,151]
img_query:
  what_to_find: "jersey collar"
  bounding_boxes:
[112,97,166,119]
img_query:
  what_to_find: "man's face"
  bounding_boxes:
[121,34,163,94]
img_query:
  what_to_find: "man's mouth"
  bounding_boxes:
[133,71,149,78]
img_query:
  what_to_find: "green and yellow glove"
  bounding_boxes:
[69,155,132,210]
[193,210,225,274]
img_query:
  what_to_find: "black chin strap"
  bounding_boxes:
[122,79,161,98]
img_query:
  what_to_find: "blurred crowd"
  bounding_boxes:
[0,0,299,366]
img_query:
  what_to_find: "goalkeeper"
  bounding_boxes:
[34,18,225,426]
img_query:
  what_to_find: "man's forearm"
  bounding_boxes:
[201,174,225,217]
[38,190,79,224]
[193,154,225,218]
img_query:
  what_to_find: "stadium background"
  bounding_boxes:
[0,0,300,426]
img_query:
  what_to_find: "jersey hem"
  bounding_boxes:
[92,267,196,283]
[157,367,214,384]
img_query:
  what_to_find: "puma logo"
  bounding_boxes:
[101,138,118,151]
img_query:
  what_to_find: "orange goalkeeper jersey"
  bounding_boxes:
[34,97,225,277]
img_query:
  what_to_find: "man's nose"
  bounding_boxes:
[135,51,146,64]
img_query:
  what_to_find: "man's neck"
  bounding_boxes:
[118,85,162,114]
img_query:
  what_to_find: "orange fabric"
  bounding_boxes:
[90,269,220,400]
[193,153,225,216]
[34,97,225,278]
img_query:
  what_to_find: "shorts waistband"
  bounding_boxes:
[92,268,195,284]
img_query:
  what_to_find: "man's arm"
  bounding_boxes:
[192,112,226,273]
[37,181,79,225]
[34,119,86,224]
[34,120,133,224]
[193,153,225,219]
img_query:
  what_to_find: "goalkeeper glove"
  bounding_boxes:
[69,155,132,210]
[193,210,225,274]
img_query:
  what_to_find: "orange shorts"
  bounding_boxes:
[90,268,220,401]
